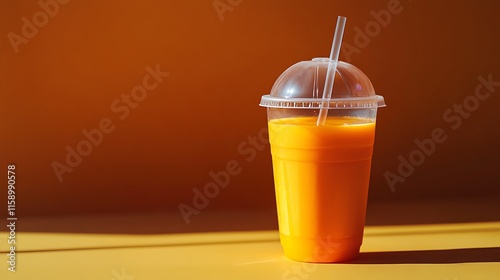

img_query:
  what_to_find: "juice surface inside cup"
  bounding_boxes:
[268,116,375,262]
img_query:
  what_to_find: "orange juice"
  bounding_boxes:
[268,116,376,262]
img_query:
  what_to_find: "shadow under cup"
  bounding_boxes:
[267,107,378,262]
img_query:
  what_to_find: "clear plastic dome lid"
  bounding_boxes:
[260,58,385,109]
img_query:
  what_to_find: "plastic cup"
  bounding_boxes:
[260,58,385,262]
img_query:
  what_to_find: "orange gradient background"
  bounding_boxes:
[1,0,499,218]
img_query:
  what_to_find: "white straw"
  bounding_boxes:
[316,16,347,126]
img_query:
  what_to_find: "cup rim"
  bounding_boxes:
[259,95,386,109]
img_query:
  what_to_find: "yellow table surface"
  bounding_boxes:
[1,220,500,279]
